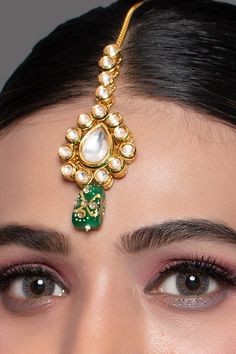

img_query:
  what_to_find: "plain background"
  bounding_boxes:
[0,0,236,90]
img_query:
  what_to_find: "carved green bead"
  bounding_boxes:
[72,184,106,232]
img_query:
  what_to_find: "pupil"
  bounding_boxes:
[30,279,46,295]
[185,274,201,291]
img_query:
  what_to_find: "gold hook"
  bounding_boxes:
[116,1,144,47]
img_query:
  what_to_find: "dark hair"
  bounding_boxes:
[0,0,235,132]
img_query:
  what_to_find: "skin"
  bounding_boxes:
[0,95,236,354]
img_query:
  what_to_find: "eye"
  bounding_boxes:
[0,264,68,301]
[144,258,236,310]
[9,275,66,299]
[158,271,219,296]
[0,263,69,314]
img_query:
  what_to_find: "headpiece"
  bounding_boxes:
[58,2,144,232]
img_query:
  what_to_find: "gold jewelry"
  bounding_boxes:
[58,1,144,232]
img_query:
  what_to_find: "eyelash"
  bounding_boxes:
[0,263,67,294]
[144,255,236,293]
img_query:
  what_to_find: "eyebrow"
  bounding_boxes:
[0,219,236,256]
[117,218,236,254]
[0,224,71,256]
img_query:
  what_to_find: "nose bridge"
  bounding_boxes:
[61,268,143,354]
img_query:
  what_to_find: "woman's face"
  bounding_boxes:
[0,97,236,354]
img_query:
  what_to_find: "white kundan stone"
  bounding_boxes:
[95,169,109,183]
[89,202,98,210]
[83,186,90,194]
[96,86,111,100]
[114,126,128,140]
[81,200,89,207]
[99,56,116,70]
[61,164,74,178]
[78,113,93,128]
[92,104,108,119]
[75,170,90,184]
[108,157,123,171]
[121,143,135,158]
[58,145,73,160]
[104,44,120,58]
[66,128,79,142]
[98,72,114,87]
[106,113,123,127]
[80,125,111,165]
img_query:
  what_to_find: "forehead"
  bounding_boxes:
[0,97,236,237]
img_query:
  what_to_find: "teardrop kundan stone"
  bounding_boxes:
[79,123,113,167]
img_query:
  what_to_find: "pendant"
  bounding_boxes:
[58,42,137,232]
[72,184,106,232]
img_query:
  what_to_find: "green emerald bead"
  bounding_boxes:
[72,184,106,232]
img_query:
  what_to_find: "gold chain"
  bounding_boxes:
[116,1,144,47]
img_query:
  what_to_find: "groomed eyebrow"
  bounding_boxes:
[1,219,236,256]
[0,224,71,256]
[117,219,236,254]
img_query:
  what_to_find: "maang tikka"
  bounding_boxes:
[58,2,144,232]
